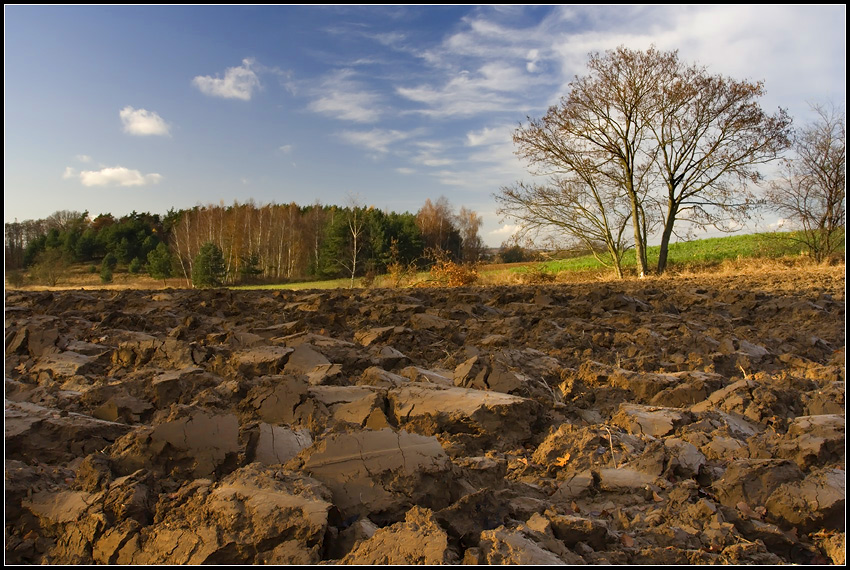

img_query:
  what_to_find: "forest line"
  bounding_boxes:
[4,196,486,287]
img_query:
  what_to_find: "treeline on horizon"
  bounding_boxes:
[4,197,487,285]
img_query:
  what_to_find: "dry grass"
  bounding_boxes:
[7,269,189,291]
[6,254,844,293]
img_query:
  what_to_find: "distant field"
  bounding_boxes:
[233,230,844,290]
[7,230,844,291]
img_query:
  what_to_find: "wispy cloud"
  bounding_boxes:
[411,141,455,167]
[308,69,382,122]
[466,126,509,147]
[525,49,541,73]
[409,123,527,197]
[65,165,163,187]
[75,154,92,163]
[120,106,171,136]
[337,128,411,153]
[278,144,293,154]
[396,11,559,118]
[397,68,527,118]
[193,58,261,100]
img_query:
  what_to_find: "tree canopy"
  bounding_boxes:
[7,197,484,286]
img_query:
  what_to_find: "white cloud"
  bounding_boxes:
[73,166,163,187]
[62,167,77,179]
[309,70,382,122]
[193,58,260,100]
[75,154,92,163]
[338,128,410,153]
[120,106,171,136]
[526,49,540,73]
[279,144,293,153]
[396,167,416,175]
[466,126,510,147]
[489,224,521,237]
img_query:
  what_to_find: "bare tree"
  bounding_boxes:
[505,45,792,277]
[5,221,25,270]
[336,195,368,288]
[45,210,88,232]
[170,208,195,286]
[512,47,669,277]
[456,206,484,263]
[648,58,793,273]
[417,197,460,257]
[31,248,70,286]
[767,103,845,262]
[305,202,327,276]
[498,175,633,278]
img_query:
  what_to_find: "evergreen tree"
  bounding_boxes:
[147,242,173,283]
[192,242,226,288]
[102,252,118,271]
[238,252,263,283]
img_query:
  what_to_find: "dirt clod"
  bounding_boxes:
[5,266,845,564]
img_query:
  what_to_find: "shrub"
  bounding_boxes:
[128,257,143,274]
[6,269,26,288]
[500,245,528,263]
[31,249,69,286]
[425,249,479,287]
[385,238,417,288]
[518,264,557,284]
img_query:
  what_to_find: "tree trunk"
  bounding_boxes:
[629,191,649,278]
[656,213,677,275]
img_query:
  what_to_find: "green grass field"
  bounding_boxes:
[532,231,834,276]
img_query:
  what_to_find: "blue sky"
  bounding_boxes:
[5,5,845,246]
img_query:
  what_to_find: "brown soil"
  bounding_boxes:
[4,265,845,564]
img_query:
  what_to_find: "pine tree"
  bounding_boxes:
[192,242,226,288]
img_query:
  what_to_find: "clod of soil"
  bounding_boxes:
[4,265,845,564]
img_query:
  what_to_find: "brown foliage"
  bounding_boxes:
[424,248,479,287]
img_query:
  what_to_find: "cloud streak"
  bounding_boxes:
[337,128,411,153]
[308,69,383,122]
